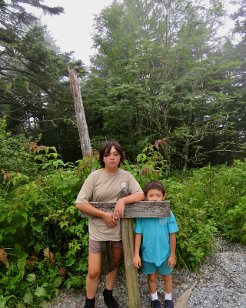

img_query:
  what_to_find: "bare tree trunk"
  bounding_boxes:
[69,69,92,156]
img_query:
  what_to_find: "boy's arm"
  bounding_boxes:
[168,233,177,268]
[113,192,144,219]
[76,202,118,228]
[133,233,142,268]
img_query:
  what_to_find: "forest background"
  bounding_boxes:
[0,0,245,307]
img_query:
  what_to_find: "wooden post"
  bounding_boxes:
[68,68,92,157]
[121,218,141,308]
[80,201,170,307]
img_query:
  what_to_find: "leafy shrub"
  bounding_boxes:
[123,142,169,187]
[0,148,94,306]
[174,160,246,245]
[0,134,245,306]
[165,179,217,269]
[225,195,246,244]
[0,118,38,189]
[0,254,62,307]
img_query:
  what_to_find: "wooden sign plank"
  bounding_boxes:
[80,201,170,218]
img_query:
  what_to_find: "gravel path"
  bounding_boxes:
[48,238,246,308]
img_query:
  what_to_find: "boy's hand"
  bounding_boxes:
[102,212,118,228]
[168,255,176,268]
[113,198,125,219]
[132,255,142,268]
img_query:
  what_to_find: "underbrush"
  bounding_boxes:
[165,160,246,268]
[0,140,245,306]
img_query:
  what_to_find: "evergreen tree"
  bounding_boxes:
[84,0,245,167]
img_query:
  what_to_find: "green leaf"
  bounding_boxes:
[21,212,28,220]
[26,273,36,283]
[23,290,33,304]
[34,287,46,298]
[53,276,62,288]
[0,297,7,308]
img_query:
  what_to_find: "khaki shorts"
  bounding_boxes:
[89,239,123,253]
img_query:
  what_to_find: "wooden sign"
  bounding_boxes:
[80,200,170,218]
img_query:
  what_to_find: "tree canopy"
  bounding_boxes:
[82,0,246,169]
[0,0,85,161]
[0,0,245,169]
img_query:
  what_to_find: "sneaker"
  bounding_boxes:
[103,289,119,308]
[151,299,161,308]
[84,297,95,308]
[164,299,174,308]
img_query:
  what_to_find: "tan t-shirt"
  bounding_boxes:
[75,168,143,241]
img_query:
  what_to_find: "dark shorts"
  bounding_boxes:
[89,239,123,254]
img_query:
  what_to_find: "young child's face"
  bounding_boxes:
[146,189,165,201]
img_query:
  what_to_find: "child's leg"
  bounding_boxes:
[148,273,158,294]
[148,274,159,301]
[148,273,162,306]
[163,274,173,294]
[143,261,161,305]
[162,275,174,307]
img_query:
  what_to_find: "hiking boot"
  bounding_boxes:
[103,289,119,308]
[164,299,174,308]
[151,299,161,308]
[84,297,95,308]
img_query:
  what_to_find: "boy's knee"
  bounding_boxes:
[148,274,157,283]
[163,275,172,281]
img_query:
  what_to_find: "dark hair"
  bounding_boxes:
[99,140,124,168]
[143,180,166,196]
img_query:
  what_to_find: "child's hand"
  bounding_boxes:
[113,198,125,219]
[102,212,118,228]
[168,255,176,268]
[132,255,142,269]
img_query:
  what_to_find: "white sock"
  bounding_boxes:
[150,291,159,301]
[165,292,172,300]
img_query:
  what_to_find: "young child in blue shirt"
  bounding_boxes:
[133,180,179,308]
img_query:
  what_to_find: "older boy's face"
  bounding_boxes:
[146,189,164,201]
[103,146,121,169]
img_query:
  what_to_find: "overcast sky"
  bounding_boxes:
[38,0,237,67]
[40,0,114,66]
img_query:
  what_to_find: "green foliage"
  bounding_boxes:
[0,118,38,185]
[166,160,246,269]
[1,0,245,166]
[0,136,245,305]
[0,254,63,307]
[0,1,85,163]
[0,146,90,306]
[226,195,246,243]
[180,160,246,244]
[166,180,217,269]
[83,0,246,167]
[123,140,169,187]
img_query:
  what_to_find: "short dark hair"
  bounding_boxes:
[99,140,124,168]
[143,180,166,196]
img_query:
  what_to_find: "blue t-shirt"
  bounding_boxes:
[134,212,179,266]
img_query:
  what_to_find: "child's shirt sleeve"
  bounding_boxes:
[168,211,179,234]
